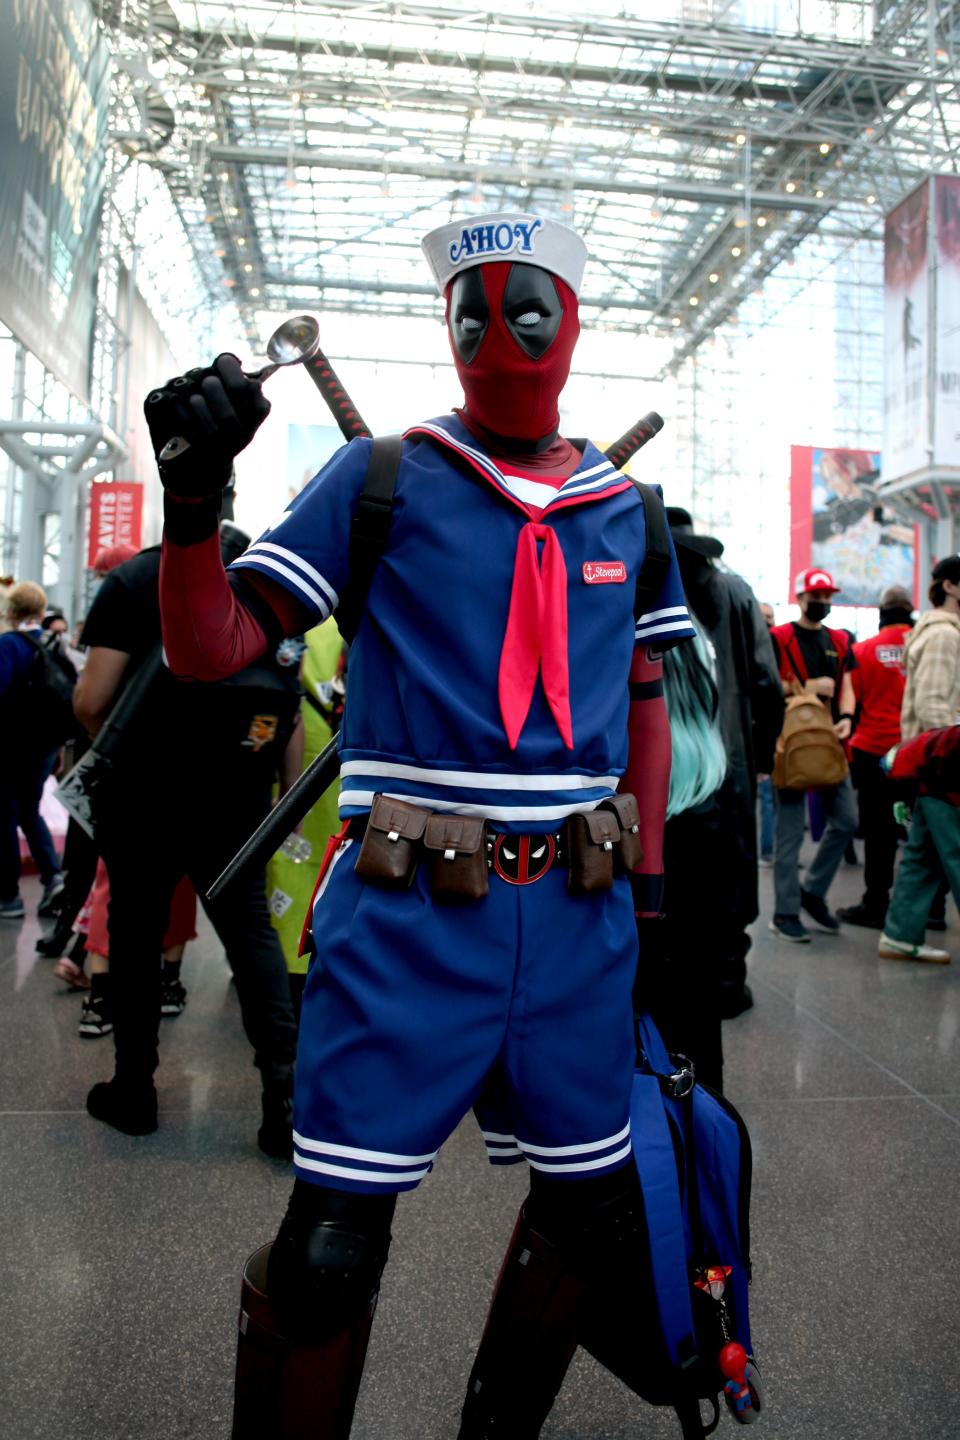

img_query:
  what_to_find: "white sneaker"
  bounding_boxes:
[878,933,950,964]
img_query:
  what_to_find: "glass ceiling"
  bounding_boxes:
[99,0,960,372]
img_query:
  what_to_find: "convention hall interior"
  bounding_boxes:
[2,1,959,1438]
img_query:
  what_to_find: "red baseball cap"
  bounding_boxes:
[794,567,840,596]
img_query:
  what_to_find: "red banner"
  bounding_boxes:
[87,481,143,566]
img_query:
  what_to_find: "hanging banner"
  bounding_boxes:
[883,181,929,483]
[934,175,960,467]
[790,445,915,608]
[87,481,143,566]
[0,0,111,401]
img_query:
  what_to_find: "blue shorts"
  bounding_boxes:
[293,839,637,1194]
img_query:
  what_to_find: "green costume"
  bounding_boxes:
[266,619,344,975]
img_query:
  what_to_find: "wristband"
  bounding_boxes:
[838,712,855,724]
[163,491,221,546]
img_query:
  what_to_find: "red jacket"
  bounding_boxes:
[850,625,910,756]
[769,622,851,691]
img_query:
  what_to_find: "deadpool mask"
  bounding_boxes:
[445,261,579,442]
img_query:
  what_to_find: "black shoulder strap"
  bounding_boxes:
[337,435,403,642]
[630,480,673,624]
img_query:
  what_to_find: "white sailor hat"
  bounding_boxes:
[421,212,588,297]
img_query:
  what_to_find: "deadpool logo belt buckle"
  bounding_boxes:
[490,832,557,885]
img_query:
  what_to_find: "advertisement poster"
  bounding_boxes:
[934,174,960,466]
[883,181,929,482]
[287,424,344,504]
[0,0,111,400]
[87,481,143,566]
[790,445,915,607]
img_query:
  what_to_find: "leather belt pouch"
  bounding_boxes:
[423,814,489,903]
[354,794,428,888]
[567,809,620,894]
[599,793,644,871]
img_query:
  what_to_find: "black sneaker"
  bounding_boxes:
[79,995,114,1038]
[836,903,885,930]
[0,896,25,920]
[37,874,66,917]
[718,982,754,1020]
[769,914,811,943]
[800,889,840,932]
[36,918,76,957]
[86,1080,158,1136]
[159,978,187,1017]
[258,1084,294,1161]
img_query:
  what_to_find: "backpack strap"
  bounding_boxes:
[337,435,403,642]
[629,481,673,626]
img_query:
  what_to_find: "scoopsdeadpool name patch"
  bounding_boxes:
[582,561,627,584]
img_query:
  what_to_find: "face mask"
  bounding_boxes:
[804,600,831,623]
[446,261,579,440]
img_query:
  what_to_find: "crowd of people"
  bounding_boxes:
[3,518,952,1150]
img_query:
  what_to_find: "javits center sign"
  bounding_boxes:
[0,0,110,401]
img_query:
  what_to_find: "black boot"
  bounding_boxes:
[258,1065,294,1160]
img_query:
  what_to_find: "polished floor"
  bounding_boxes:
[2,850,958,1440]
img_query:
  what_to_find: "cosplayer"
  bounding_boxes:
[146,213,695,1437]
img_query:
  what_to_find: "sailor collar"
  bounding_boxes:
[403,413,635,522]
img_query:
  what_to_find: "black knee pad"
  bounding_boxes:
[267,1181,397,1344]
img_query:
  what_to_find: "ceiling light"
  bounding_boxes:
[672,317,682,327]
[709,272,720,283]
[650,124,660,137]
[819,143,831,155]
[219,171,230,181]
[756,215,767,227]
[731,245,742,257]
[214,248,225,258]
[816,188,824,198]
[785,181,796,193]
[689,295,699,306]
[650,208,662,222]
[472,107,484,120]
[250,288,260,297]
[291,91,301,104]
[866,193,876,204]
[244,263,253,271]
[735,133,746,145]
[237,236,246,246]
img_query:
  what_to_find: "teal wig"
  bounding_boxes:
[662,625,728,818]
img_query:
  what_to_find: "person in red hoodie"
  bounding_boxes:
[837,585,914,928]
[768,568,858,941]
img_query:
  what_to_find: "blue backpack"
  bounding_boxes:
[581,1012,762,1436]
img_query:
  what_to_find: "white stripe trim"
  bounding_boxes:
[480,1129,517,1143]
[245,541,340,609]
[636,605,690,624]
[526,1140,633,1174]
[489,1147,524,1159]
[337,790,612,822]
[635,618,695,638]
[294,1154,431,1183]
[341,761,618,794]
[293,1129,437,1165]
[519,1122,630,1158]
[232,553,330,616]
[551,469,621,499]
[562,458,616,484]
[311,840,352,914]
[493,472,569,506]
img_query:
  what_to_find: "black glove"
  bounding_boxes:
[144,353,270,498]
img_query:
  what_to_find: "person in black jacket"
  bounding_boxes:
[665,509,784,1026]
[72,525,299,1153]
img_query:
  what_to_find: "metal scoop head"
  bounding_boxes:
[252,315,321,378]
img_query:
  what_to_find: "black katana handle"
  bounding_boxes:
[304,352,372,441]
[604,411,664,471]
[206,735,342,901]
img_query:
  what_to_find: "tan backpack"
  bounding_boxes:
[773,693,849,791]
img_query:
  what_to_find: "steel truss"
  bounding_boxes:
[96,1,960,371]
